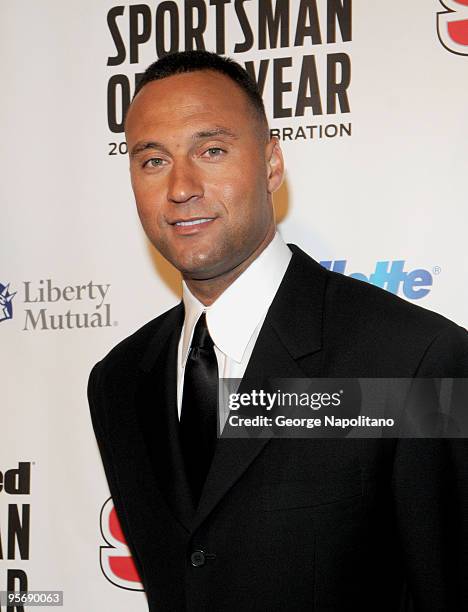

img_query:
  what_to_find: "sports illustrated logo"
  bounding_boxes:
[0,282,16,322]
[320,260,435,300]
[99,498,143,591]
[437,0,468,55]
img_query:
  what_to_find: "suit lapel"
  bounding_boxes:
[137,303,195,531]
[191,245,328,532]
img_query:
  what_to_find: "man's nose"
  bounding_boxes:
[167,159,203,204]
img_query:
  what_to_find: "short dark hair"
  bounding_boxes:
[132,50,269,138]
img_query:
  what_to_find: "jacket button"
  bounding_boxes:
[190,550,206,567]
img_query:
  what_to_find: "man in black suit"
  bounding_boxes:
[88,51,468,611]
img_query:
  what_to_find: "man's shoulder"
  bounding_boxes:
[288,244,467,375]
[325,260,457,335]
[291,243,461,334]
[91,302,183,378]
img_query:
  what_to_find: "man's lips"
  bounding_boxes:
[169,216,217,235]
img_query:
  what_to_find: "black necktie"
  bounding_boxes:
[179,312,218,504]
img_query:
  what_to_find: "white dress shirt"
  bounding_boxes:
[177,232,292,426]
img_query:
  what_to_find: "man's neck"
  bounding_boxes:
[184,227,276,306]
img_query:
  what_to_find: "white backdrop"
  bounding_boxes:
[1,1,467,610]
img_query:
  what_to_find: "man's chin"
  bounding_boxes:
[167,251,223,280]
[160,239,245,281]
[178,263,223,281]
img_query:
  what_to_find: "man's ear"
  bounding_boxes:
[266,137,284,194]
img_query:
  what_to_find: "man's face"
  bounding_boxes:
[125,70,283,280]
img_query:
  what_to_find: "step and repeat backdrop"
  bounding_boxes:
[1,1,467,610]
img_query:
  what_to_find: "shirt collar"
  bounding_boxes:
[180,232,292,366]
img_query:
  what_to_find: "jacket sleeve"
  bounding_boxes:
[87,362,147,591]
[392,324,468,611]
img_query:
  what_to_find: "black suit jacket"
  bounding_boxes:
[88,245,468,611]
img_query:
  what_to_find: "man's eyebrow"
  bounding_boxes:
[192,127,239,140]
[130,141,168,158]
[130,128,238,158]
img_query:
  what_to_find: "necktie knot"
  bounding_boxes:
[191,312,214,350]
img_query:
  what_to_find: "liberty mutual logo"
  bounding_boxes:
[0,282,16,322]
[1,279,115,331]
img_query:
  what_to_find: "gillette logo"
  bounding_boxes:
[320,260,434,299]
